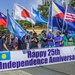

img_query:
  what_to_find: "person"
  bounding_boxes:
[18,38,23,50]
[22,35,26,50]
[25,34,30,49]
[47,29,54,47]
[29,31,33,39]
[54,31,64,47]
[72,33,75,46]
[41,31,49,48]
[6,34,13,50]
[38,34,42,48]
[30,33,39,49]
[13,36,18,50]
[0,34,9,51]
[63,30,69,46]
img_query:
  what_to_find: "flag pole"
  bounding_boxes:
[47,1,53,34]
[50,1,53,32]
[13,0,16,18]
[32,23,34,31]
[46,0,49,34]
[7,9,9,28]
[31,7,34,32]
[62,0,68,33]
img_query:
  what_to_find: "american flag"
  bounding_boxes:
[65,13,75,22]
[65,4,75,22]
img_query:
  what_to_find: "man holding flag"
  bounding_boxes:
[7,11,28,49]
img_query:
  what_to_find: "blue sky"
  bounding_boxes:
[0,0,61,15]
[0,0,42,15]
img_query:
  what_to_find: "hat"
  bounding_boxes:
[49,29,52,32]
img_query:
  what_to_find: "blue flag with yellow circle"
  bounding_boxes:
[7,13,27,40]
[0,52,10,61]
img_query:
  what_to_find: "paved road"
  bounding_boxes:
[0,61,75,75]
[0,67,67,75]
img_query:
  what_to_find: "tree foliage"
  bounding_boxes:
[37,0,55,20]
[70,0,75,7]
[16,20,32,27]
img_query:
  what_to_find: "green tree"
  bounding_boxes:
[0,27,9,34]
[70,0,75,7]
[37,0,55,20]
[16,20,32,27]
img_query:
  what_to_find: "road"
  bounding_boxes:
[0,67,67,75]
[1,61,75,75]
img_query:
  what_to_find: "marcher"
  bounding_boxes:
[30,33,39,49]
[0,34,9,51]
[25,34,30,49]
[54,31,64,47]
[72,33,75,45]
[47,29,54,47]
[41,31,49,48]
[63,30,69,46]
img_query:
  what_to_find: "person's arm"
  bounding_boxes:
[43,37,47,40]
[34,38,39,43]
[3,43,9,51]
[48,35,54,41]
[31,38,35,41]
[49,38,53,41]
[55,40,61,42]
[61,37,64,45]
[33,29,36,33]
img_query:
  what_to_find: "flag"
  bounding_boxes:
[31,7,48,24]
[0,52,10,61]
[64,4,75,33]
[50,2,75,33]
[7,13,27,40]
[51,2,65,31]
[14,3,35,24]
[0,12,7,28]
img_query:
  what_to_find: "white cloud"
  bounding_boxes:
[32,0,42,10]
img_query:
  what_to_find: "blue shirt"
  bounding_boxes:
[54,36,63,47]
[0,38,6,51]
[41,36,48,48]
[47,33,54,47]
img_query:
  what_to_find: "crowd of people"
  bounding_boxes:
[0,29,75,51]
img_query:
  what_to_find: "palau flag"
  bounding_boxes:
[0,52,10,61]
[7,12,27,40]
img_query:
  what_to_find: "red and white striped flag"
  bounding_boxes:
[65,13,75,22]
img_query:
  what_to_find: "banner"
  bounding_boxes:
[0,46,75,71]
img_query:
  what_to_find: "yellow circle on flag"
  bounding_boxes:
[2,54,7,59]
[55,7,59,12]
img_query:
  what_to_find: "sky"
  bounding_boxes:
[0,0,42,15]
[0,0,63,16]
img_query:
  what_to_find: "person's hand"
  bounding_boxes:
[31,39,34,41]
[34,39,37,42]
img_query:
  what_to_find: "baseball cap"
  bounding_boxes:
[49,29,52,32]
